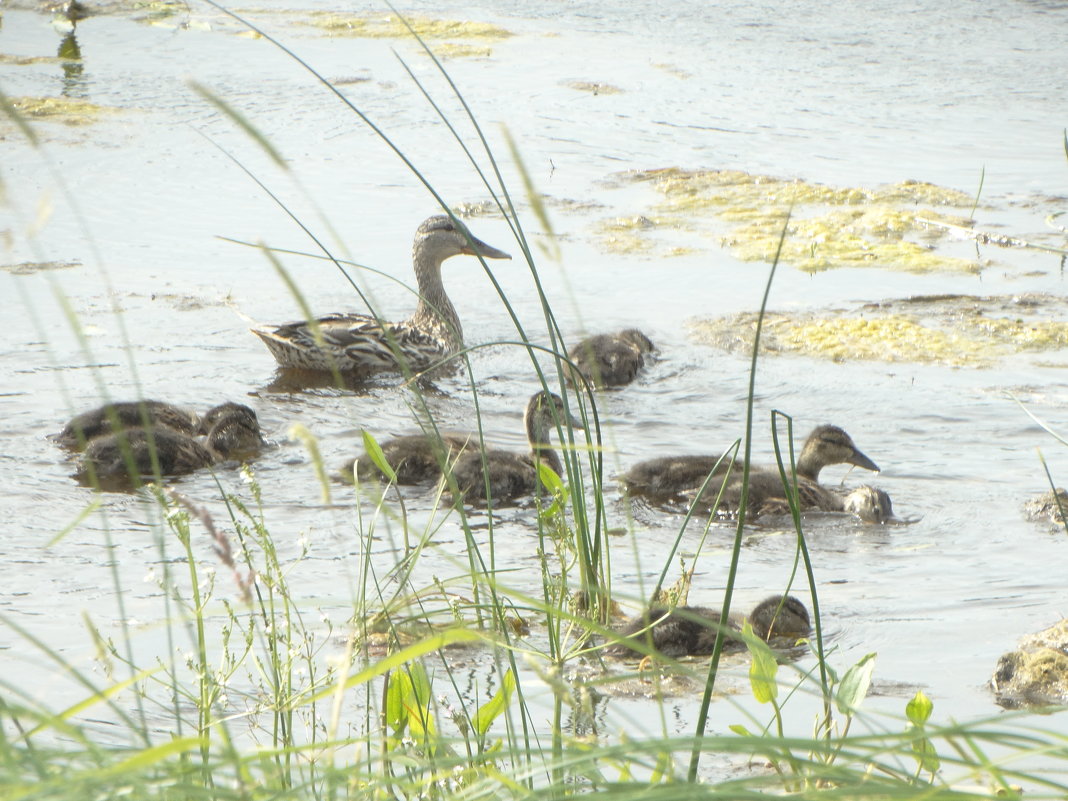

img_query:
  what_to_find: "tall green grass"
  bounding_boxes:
[2,6,1068,800]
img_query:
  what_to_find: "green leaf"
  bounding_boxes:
[747,626,779,704]
[536,461,564,494]
[385,671,411,733]
[729,724,754,736]
[906,689,933,725]
[835,652,877,716]
[472,669,516,737]
[362,430,397,483]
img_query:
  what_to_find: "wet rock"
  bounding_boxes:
[992,619,1068,708]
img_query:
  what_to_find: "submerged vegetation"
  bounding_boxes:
[4,5,1068,801]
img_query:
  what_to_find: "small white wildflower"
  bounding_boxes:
[143,567,156,583]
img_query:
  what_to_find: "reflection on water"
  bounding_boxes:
[56,31,86,98]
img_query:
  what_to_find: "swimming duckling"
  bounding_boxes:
[202,403,264,460]
[605,594,810,659]
[622,424,879,517]
[253,215,511,375]
[843,485,895,523]
[74,405,263,489]
[342,432,473,485]
[75,427,216,488]
[56,400,200,451]
[446,391,584,504]
[566,328,654,388]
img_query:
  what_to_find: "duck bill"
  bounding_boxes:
[849,449,880,473]
[462,236,511,261]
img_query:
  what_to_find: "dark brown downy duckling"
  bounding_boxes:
[56,400,199,451]
[253,215,511,374]
[622,424,879,517]
[75,427,216,488]
[73,403,263,489]
[605,595,811,659]
[447,391,585,504]
[566,329,654,388]
[342,432,472,485]
[202,403,264,461]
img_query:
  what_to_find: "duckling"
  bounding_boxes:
[566,328,654,388]
[56,400,200,451]
[253,215,511,375]
[342,432,473,485]
[622,424,879,517]
[605,594,810,659]
[446,391,584,504]
[74,405,264,489]
[843,485,895,523]
[202,403,264,460]
[74,427,216,489]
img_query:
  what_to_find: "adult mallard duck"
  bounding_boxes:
[56,400,200,451]
[605,594,810,659]
[253,215,511,375]
[566,328,655,388]
[622,424,879,517]
[446,391,584,505]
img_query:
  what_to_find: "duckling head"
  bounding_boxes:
[797,424,879,481]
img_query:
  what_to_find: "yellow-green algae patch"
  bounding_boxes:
[689,294,1068,367]
[305,13,513,41]
[7,96,113,125]
[602,167,980,273]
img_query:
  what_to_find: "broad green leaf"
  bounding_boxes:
[362,430,397,483]
[748,628,779,704]
[472,668,516,737]
[536,461,564,494]
[385,671,411,733]
[835,652,877,716]
[906,689,933,725]
[729,724,754,736]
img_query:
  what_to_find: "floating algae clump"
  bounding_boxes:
[601,167,979,273]
[7,96,112,125]
[691,312,990,365]
[689,294,1068,366]
[306,13,513,42]
[725,206,978,273]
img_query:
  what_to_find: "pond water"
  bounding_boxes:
[2,0,1068,778]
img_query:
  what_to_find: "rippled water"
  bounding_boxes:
[2,0,1068,764]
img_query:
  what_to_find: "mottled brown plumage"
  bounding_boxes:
[253,215,510,375]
